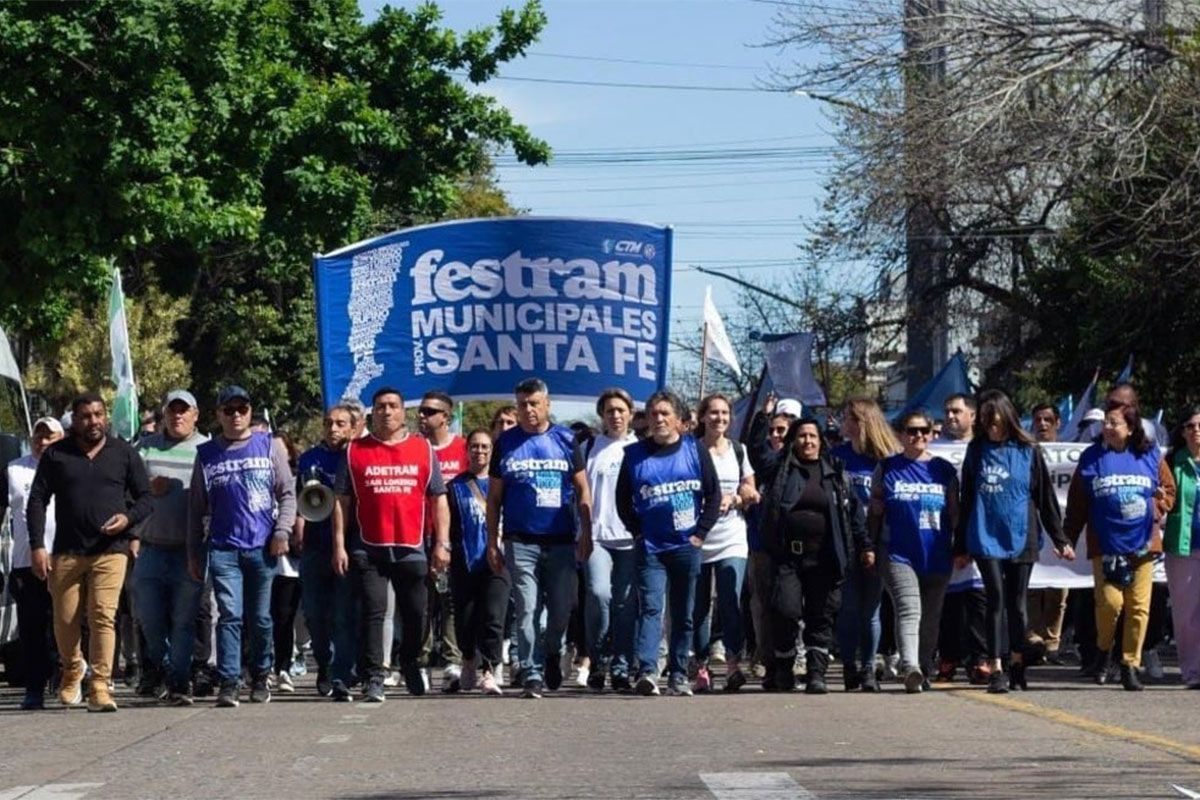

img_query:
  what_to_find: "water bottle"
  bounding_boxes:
[434,569,449,595]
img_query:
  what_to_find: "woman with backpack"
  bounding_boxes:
[691,393,759,691]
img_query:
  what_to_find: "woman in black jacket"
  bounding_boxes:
[760,417,870,693]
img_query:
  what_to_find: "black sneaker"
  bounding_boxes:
[363,676,386,703]
[860,668,880,693]
[610,673,632,693]
[331,680,352,702]
[216,681,240,708]
[316,667,333,698]
[522,678,545,699]
[587,668,607,692]
[544,653,563,691]
[249,675,272,704]
[20,690,45,710]
[986,670,1008,695]
[167,688,195,707]
[724,669,748,693]
[402,663,426,697]
[136,667,167,700]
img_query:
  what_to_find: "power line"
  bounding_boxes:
[526,51,766,72]
[456,72,783,93]
[514,177,817,195]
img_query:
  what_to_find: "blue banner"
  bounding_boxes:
[314,217,673,408]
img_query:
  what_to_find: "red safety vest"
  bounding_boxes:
[433,435,468,483]
[348,434,434,548]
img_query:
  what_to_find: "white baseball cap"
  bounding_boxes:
[33,416,64,435]
[775,399,803,418]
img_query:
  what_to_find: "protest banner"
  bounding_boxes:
[313,217,672,408]
[928,440,1164,589]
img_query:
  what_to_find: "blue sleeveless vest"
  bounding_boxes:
[496,425,578,538]
[626,437,704,554]
[1079,443,1160,555]
[881,454,956,575]
[449,474,489,573]
[198,432,276,549]
[966,441,1035,559]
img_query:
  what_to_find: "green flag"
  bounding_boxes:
[108,267,137,439]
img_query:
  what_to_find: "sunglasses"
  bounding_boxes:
[418,406,447,417]
[222,404,250,416]
[1184,422,1200,432]
[905,426,932,437]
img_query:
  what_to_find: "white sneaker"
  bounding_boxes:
[382,669,399,687]
[421,668,431,693]
[883,654,900,681]
[276,670,295,693]
[442,663,462,693]
[575,665,590,688]
[479,670,504,696]
[501,639,511,665]
[710,641,727,664]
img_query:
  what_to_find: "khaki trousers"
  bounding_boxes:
[48,552,129,683]
[1091,555,1154,668]
[1026,587,1069,652]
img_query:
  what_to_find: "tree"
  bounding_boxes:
[0,0,550,421]
[766,1,1199,396]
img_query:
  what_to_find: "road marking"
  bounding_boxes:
[700,772,817,800]
[318,734,351,744]
[954,690,1200,764]
[0,784,104,800]
[339,714,368,725]
[1172,785,1200,798]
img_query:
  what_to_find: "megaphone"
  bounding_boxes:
[299,479,335,522]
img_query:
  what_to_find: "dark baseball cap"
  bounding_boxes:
[217,385,251,406]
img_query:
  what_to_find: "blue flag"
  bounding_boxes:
[761,332,826,407]
[898,351,973,419]
[313,217,673,407]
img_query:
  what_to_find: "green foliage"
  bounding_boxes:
[26,281,191,414]
[0,0,548,422]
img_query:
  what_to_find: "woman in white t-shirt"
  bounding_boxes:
[583,388,639,692]
[692,393,759,691]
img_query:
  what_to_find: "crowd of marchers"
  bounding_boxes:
[4,375,1199,711]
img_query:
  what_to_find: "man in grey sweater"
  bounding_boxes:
[133,389,209,705]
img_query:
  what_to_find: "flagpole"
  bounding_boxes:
[698,321,709,404]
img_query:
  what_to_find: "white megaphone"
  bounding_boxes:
[299,479,335,522]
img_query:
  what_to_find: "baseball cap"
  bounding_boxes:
[33,416,64,435]
[164,389,197,409]
[775,399,803,418]
[1082,408,1104,424]
[217,385,251,406]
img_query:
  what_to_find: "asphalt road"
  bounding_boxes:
[2,662,1199,800]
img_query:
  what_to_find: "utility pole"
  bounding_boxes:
[902,0,948,399]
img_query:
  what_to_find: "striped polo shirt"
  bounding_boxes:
[136,430,209,547]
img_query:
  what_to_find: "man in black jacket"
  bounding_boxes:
[27,393,153,712]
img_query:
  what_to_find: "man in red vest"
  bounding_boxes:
[332,387,450,703]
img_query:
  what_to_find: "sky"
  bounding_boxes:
[361,0,838,412]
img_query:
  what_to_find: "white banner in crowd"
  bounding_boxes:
[927,441,1164,590]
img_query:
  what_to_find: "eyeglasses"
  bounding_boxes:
[221,404,250,416]
[417,406,447,417]
[905,426,932,437]
[1184,422,1200,432]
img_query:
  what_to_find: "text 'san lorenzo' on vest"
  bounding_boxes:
[349,435,434,549]
[198,432,276,549]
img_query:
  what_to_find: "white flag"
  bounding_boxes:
[108,267,138,440]
[703,285,741,377]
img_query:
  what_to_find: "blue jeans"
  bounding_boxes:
[506,541,577,684]
[635,542,700,682]
[209,545,277,684]
[300,547,357,684]
[836,563,883,673]
[585,545,638,678]
[692,556,747,662]
[132,545,203,691]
